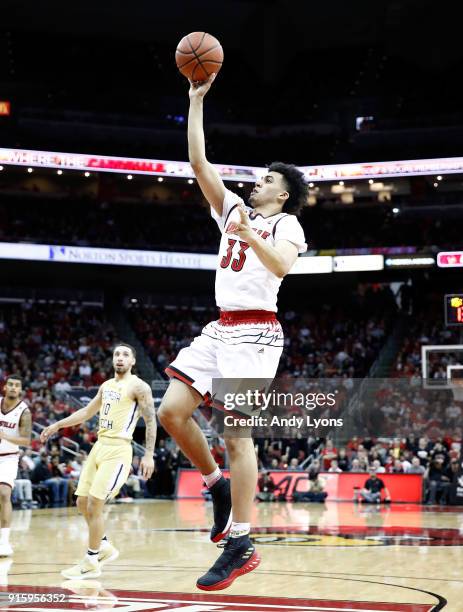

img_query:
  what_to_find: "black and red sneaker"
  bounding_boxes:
[210,477,232,542]
[196,535,261,591]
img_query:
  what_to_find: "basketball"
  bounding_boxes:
[175,32,223,82]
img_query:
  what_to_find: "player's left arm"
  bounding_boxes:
[134,380,157,479]
[234,207,298,277]
[0,408,32,447]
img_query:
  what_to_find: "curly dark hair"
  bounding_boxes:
[268,161,308,215]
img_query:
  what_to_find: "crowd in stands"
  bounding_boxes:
[0,301,116,425]
[1,187,463,255]
[394,299,461,381]
[255,434,462,505]
[128,287,393,382]
[2,292,462,507]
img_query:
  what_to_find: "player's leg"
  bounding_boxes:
[159,379,216,474]
[61,494,103,579]
[62,447,103,579]
[225,436,257,525]
[0,484,13,556]
[86,495,106,551]
[76,494,89,520]
[161,335,232,542]
[197,338,282,590]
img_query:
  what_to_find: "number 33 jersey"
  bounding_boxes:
[211,189,307,312]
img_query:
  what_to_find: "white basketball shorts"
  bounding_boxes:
[166,310,284,403]
[0,453,20,488]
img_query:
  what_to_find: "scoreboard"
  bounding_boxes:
[445,294,463,326]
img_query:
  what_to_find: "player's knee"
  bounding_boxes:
[0,487,12,504]
[76,496,87,515]
[158,401,184,432]
[224,437,249,459]
[87,496,103,518]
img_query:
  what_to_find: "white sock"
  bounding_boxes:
[230,522,250,538]
[202,467,222,488]
[86,548,99,560]
[0,528,10,545]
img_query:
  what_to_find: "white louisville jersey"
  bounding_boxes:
[212,189,307,311]
[0,398,28,454]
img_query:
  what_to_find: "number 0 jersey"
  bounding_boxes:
[212,189,307,312]
[98,375,140,442]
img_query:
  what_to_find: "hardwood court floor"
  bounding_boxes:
[2,499,462,610]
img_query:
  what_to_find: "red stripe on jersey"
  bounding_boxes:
[219,310,277,325]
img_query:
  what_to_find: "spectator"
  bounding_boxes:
[20,449,36,472]
[151,440,172,497]
[321,439,338,470]
[54,377,71,394]
[125,456,147,498]
[307,458,321,479]
[14,458,34,509]
[359,469,391,504]
[303,475,327,503]
[288,458,302,471]
[328,459,342,473]
[31,454,68,506]
[406,457,426,475]
[426,456,451,505]
[337,448,349,471]
[257,471,277,502]
[372,459,385,474]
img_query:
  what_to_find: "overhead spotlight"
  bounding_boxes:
[238,182,243,188]
[130,298,138,304]
[392,207,400,214]
[437,175,443,181]
[368,179,374,184]
[0,166,3,171]
[158,177,164,182]
[57,170,63,175]
[127,174,133,180]
[339,181,344,186]
[188,179,194,184]
[433,182,438,188]
[84,172,90,177]
[27,167,33,173]
[309,182,314,188]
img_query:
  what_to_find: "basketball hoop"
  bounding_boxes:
[448,365,463,400]
[451,379,463,401]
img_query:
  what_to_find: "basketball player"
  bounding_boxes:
[0,375,32,557]
[158,73,307,590]
[41,343,156,579]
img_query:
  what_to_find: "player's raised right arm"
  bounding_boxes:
[40,387,103,442]
[188,74,225,215]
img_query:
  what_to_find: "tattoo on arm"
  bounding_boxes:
[19,409,32,443]
[136,382,157,454]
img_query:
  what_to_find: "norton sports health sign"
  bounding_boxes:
[1,146,463,181]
